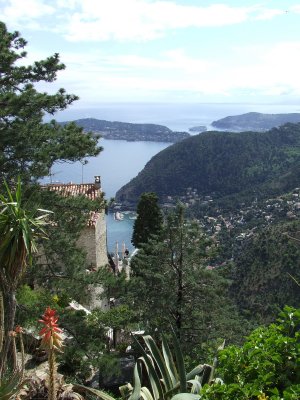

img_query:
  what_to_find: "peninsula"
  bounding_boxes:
[61,118,190,143]
[212,112,300,131]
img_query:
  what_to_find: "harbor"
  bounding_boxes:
[106,210,136,254]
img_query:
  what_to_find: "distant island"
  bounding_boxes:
[189,125,207,133]
[61,118,190,143]
[212,112,300,131]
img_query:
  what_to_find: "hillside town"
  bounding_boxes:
[161,187,300,263]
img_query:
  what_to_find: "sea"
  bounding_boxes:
[47,102,300,253]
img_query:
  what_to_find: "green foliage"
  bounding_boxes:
[125,206,250,358]
[57,309,106,379]
[0,369,25,400]
[0,21,101,185]
[88,304,135,332]
[0,291,26,400]
[200,306,300,400]
[16,284,58,327]
[232,221,300,322]
[0,179,49,377]
[27,188,106,306]
[0,179,49,280]
[132,192,163,248]
[120,329,215,400]
[0,22,105,308]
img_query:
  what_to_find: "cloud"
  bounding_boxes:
[33,39,300,102]
[59,1,287,42]
[0,0,55,29]
[2,0,299,102]
[0,0,287,42]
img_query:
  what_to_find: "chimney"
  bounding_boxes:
[94,176,101,189]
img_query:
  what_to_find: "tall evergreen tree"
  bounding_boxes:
[0,21,102,186]
[0,21,109,319]
[131,192,163,247]
[127,205,249,357]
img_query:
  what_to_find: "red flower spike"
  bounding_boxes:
[15,325,23,334]
[39,307,63,352]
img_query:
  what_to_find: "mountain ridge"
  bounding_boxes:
[115,123,300,207]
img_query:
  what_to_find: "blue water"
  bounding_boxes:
[53,102,300,132]
[47,139,169,252]
[106,211,136,253]
[47,102,300,251]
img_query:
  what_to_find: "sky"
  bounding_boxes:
[1,0,300,106]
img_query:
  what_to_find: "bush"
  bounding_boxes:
[200,306,300,399]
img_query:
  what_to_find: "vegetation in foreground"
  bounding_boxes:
[0,20,300,400]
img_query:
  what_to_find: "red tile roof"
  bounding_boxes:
[43,182,103,227]
[44,183,102,200]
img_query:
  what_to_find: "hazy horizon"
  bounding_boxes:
[1,0,300,106]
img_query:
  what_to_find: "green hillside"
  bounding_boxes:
[116,123,300,206]
[231,221,300,322]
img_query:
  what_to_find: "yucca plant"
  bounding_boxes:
[0,178,50,378]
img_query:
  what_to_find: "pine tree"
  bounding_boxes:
[127,205,249,357]
[0,21,101,186]
[0,21,106,299]
[131,192,163,247]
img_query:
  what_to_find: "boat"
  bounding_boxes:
[114,211,124,221]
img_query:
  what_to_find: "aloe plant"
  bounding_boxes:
[39,307,65,400]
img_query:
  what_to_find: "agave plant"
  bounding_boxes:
[73,329,222,400]
[0,178,50,377]
[119,328,222,400]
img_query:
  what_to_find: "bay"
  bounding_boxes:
[53,101,300,133]
[48,102,300,252]
[48,139,170,253]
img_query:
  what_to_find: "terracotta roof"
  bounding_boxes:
[43,183,102,201]
[43,182,103,227]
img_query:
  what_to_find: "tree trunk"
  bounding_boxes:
[175,212,184,338]
[0,289,17,378]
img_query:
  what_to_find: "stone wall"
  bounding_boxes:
[95,210,108,268]
[76,209,108,270]
[76,209,109,310]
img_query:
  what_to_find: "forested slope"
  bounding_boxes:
[116,123,300,206]
[232,221,300,321]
